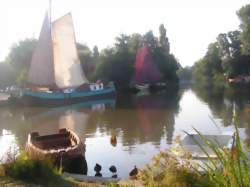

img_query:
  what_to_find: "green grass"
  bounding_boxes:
[192,126,250,187]
[138,125,250,187]
[0,153,124,186]
[2,125,249,186]
[1,153,73,186]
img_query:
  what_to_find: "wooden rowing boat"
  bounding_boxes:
[26,128,85,160]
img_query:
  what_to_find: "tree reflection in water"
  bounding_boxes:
[192,84,250,142]
[0,89,182,177]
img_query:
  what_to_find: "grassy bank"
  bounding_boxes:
[138,126,250,187]
[0,153,118,187]
[1,126,248,186]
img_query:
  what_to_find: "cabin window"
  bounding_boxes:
[90,83,104,91]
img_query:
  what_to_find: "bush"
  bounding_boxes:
[138,151,212,187]
[2,153,71,186]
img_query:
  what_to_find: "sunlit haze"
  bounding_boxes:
[1,0,249,66]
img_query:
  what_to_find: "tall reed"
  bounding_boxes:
[139,125,250,187]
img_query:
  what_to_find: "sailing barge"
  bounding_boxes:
[26,128,85,160]
[12,9,115,106]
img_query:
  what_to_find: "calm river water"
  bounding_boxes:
[0,86,250,178]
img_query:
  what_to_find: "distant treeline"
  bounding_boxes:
[191,4,250,87]
[0,24,179,90]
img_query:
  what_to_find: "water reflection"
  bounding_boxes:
[0,90,182,177]
[192,85,250,144]
[1,86,250,177]
[2,86,250,177]
[193,85,250,128]
[60,155,88,175]
[0,129,19,163]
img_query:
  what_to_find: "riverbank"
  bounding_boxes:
[0,176,115,187]
[1,126,248,187]
[0,153,132,187]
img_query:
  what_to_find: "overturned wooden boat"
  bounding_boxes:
[26,128,85,160]
[180,128,246,159]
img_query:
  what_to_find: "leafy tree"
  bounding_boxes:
[93,46,99,59]
[95,35,134,90]
[177,66,192,82]
[77,43,95,80]
[95,34,141,89]
[159,24,170,53]
[127,33,142,57]
[192,42,224,86]
[227,30,241,58]
[5,39,37,85]
[151,24,179,82]
[206,43,223,74]
[217,30,248,78]
[143,31,157,49]
[238,5,250,54]
[217,33,230,60]
[0,63,15,87]
[193,4,250,86]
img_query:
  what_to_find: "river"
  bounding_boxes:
[0,86,250,178]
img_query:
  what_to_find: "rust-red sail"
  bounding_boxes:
[133,46,163,84]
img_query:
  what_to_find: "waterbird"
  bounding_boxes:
[95,172,102,177]
[94,163,102,177]
[109,165,118,178]
[129,166,138,178]
[94,163,102,172]
[110,135,117,147]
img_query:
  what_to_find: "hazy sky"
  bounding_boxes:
[1,0,249,66]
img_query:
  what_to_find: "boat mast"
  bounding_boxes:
[49,0,52,36]
[49,0,56,89]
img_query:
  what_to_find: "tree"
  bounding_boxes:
[127,33,142,57]
[227,30,241,58]
[159,24,170,54]
[143,31,157,49]
[93,46,99,59]
[115,34,130,52]
[95,35,134,90]
[217,30,248,78]
[0,63,15,87]
[5,39,37,85]
[205,42,222,74]
[217,33,230,60]
[238,5,250,54]
[192,42,224,86]
[177,66,192,82]
[150,24,179,82]
[77,43,94,80]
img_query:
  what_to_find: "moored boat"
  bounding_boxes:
[131,45,169,93]
[11,3,115,106]
[26,128,85,160]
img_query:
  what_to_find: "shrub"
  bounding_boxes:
[2,153,71,186]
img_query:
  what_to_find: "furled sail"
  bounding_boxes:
[27,12,55,87]
[52,13,88,88]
